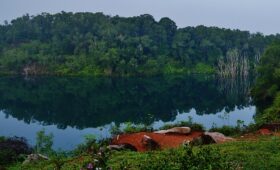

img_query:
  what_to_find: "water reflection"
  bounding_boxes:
[0,75,253,129]
[152,106,255,130]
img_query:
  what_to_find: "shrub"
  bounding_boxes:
[209,125,240,136]
[209,120,251,136]
[160,119,205,131]
[110,122,152,135]
[0,136,32,165]
[35,129,54,156]
[111,146,231,170]
[122,122,149,134]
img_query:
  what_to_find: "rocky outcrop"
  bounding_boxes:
[110,132,202,151]
[154,127,191,135]
[191,134,216,146]
[22,154,49,165]
[141,135,160,150]
[107,143,137,151]
[204,132,234,143]
[191,132,234,145]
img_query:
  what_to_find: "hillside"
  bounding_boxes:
[0,12,279,76]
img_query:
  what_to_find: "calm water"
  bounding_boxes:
[0,75,255,150]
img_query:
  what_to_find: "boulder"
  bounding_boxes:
[204,132,234,143]
[190,135,216,146]
[107,143,137,151]
[190,132,234,146]
[141,135,160,150]
[154,127,191,135]
[22,154,49,165]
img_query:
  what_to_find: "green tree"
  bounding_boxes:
[252,42,280,123]
[35,129,54,155]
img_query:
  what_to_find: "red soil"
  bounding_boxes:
[111,125,280,152]
[258,128,272,135]
[111,131,203,152]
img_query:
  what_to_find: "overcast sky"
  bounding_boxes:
[0,0,279,35]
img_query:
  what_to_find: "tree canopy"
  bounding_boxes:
[0,12,279,76]
[252,42,280,123]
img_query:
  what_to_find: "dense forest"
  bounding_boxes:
[252,41,280,123]
[0,12,279,76]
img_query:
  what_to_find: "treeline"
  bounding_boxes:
[0,12,279,76]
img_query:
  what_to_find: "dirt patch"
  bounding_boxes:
[111,127,280,152]
[236,130,280,141]
[111,131,203,152]
[258,128,272,135]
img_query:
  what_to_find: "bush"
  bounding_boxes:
[160,119,205,131]
[209,120,252,136]
[209,125,241,136]
[110,122,152,135]
[35,129,54,156]
[0,136,32,165]
[109,146,232,170]
[122,122,149,134]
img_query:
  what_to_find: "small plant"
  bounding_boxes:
[209,120,250,136]
[122,122,147,134]
[50,152,68,170]
[109,123,122,135]
[209,125,240,136]
[236,119,245,130]
[35,129,54,155]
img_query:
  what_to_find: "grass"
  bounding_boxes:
[209,121,260,137]
[217,136,280,169]
[6,135,280,170]
[107,136,280,170]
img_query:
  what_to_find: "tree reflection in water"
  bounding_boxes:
[0,75,254,129]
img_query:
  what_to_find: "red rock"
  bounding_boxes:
[203,132,234,143]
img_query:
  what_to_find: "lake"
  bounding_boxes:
[0,75,255,150]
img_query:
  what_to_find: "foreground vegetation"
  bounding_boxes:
[108,137,280,170]
[0,119,272,170]
[3,133,280,170]
[0,12,279,76]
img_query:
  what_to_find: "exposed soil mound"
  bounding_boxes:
[111,131,203,152]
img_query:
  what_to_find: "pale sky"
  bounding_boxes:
[0,0,279,35]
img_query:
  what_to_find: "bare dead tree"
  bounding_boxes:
[217,49,250,78]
